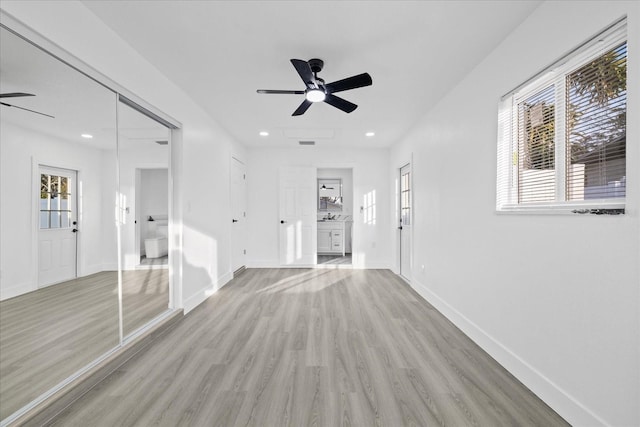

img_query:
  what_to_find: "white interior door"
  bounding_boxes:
[38,166,78,287]
[231,157,247,272]
[399,163,412,281]
[279,166,316,266]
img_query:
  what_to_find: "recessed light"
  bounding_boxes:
[81,134,93,139]
[259,131,269,136]
[365,131,375,137]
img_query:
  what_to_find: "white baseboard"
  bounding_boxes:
[182,271,233,314]
[79,263,114,277]
[408,277,607,427]
[101,263,118,271]
[352,261,391,270]
[0,281,36,301]
[246,259,280,268]
[247,259,392,270]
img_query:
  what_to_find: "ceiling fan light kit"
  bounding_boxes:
[257,58,372,116]
[305,89,326,103]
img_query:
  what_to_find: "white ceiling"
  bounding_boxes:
[82,0,541,149]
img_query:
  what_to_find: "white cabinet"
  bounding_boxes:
[317,221,345,255]
[318,228,332,253]
[331,229,343,252]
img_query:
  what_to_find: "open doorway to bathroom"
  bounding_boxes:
[136,168,169,267]
[316,168,353,266]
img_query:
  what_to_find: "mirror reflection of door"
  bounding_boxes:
[0,25,119,421]
[117,99,171,337]
[399,163,412,281]
[38,166,78,286]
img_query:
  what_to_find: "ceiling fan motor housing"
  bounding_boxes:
[308,58,324,73]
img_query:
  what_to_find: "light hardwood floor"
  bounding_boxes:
[0,270,168,420]
[47,269,568,426]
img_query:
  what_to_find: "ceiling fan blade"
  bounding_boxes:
[1,102,54,118]
[290,59,316,89]
[325,73,372,94]
[292,99,313,116]
[257,89,305,95]
[324,94,357,113]
[0,92,35,98]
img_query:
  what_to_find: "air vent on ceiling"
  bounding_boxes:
[155,140,169,145]
[299,141,315,146]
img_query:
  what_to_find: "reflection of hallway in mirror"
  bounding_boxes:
[0,270,168,419]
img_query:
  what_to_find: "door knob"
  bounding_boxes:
[398,226,403,230]
[232,219,238,223]
[280,220,286,224]
[72,228,78,233]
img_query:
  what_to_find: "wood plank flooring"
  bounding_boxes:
[317,254,352,265]
[47,269,568,426]
[0,270,168,420]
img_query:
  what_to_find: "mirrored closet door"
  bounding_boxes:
[0,22,176,424]
[117,99,171,337]
[0,26,119,420]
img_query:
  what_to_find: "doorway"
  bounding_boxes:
[399,163,412,281]
[136,168,169,267]
[38,166,78,287]
[316,168,353,267]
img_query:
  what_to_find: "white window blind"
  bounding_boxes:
[497,18,627,213]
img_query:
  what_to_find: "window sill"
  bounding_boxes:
[496,202,625,216]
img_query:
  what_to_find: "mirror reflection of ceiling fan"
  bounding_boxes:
[0,92,54,118]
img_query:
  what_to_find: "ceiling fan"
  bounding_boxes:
[257,58,372,116]
[0,92,54,118]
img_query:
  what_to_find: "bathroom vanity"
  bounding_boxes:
[317,220,346,255]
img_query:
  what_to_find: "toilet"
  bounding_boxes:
[144,219,168,258]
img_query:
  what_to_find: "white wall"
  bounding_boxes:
[389,2,639,426]
[1,1,247,313]
[247,147,390,268]
[0,122,116,300]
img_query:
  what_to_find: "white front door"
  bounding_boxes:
[38,166,78,287]
[230,157,247,272]
[399,163,412,281]
[279,166,316,266]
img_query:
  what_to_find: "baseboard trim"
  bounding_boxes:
[183,271,234,314]
[8,309,183,427]
[246,260,280,268]
[0,281,35,301]
[233,265,246,278]
[246,260,392,270]
[408,277,607,427]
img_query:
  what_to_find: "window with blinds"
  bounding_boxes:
[497,18,627,213]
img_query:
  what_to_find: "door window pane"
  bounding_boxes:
[39,173,73,229]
